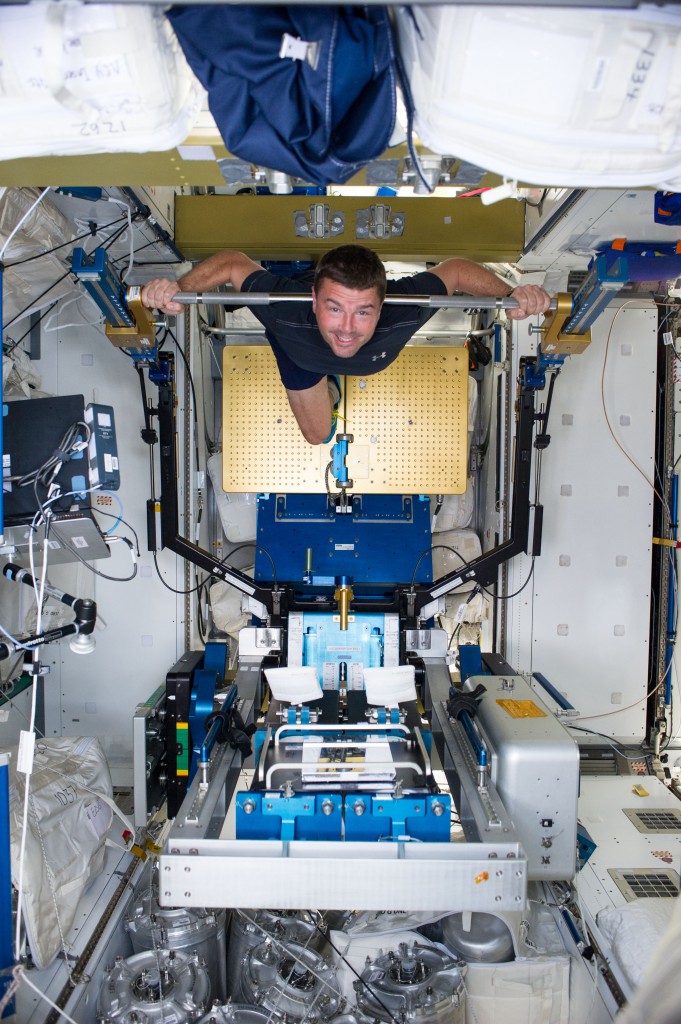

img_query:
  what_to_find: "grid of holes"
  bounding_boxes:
[222,348,328,492]
[624,808,681,833]
[346,348,467,494]
[609,868,680,901]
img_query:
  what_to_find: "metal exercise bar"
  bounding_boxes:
[171,291,559,312]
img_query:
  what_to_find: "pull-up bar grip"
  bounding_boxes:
[167,291,559,312]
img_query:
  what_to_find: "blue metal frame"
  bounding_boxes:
[71,247,134,329]
[533,672,576,712]
[254,493,432,585]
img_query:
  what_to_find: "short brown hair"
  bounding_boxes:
[314,245,386,300]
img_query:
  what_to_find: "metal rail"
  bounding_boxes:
[172,291,558,312]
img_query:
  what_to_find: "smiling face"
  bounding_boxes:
[311,279,383,359]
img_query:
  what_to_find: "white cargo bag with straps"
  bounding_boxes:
[8,736,115,969]
[395,4,681,189]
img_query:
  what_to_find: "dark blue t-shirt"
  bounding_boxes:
[241,268,448,390]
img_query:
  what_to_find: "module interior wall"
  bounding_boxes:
[5,307,185,781]
[506,303,657,740]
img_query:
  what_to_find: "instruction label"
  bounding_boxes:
[496,699,547,719]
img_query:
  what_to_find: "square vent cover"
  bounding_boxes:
[623,808,681,834]
[608,868,680,902]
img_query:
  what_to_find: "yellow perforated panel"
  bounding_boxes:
[345,347,468,494]
[222,348,331,492]
[222,346,467,494]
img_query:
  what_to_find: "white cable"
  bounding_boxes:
[0,623,33,651]
[15,511,49,959]
[0,187,51,261]
[20,970,80,1024]
[42,292,104,333]
[106,197,134,282]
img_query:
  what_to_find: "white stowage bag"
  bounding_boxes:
[396,4,681,188]
[8,736,114,969]
[0,188,74,327]
[0,3,204,158]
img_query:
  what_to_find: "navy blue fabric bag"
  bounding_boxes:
[167,4,398,186]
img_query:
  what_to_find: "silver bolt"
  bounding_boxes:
[321,799,334,816]
[243,799,256,815]
[431,802,445,817]
[353,800,366,816]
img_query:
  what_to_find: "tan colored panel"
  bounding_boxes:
[222,345,467,495]
[176,194,524,262]
[222,347,332,493]
[345,347,468,495]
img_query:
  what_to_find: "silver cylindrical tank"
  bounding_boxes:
[97,949,211,1023]
[355,943,466,1024]
[125,891,227,1002]
[240,938,342,1021]
[197,1005,273,1024]
[226,910,320,1001]
[440,912,515,963]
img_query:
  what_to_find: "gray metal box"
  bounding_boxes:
[466,674,579,880]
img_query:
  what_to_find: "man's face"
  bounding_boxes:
[311,279,383,359]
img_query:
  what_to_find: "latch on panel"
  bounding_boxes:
[294,204,345,239]
[356,204,404,240]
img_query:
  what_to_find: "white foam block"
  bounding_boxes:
[363,665,417,706]
[264,666,323,705]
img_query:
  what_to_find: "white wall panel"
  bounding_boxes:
[506,302,657,740]
[3,300,190,782]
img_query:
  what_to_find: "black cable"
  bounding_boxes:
[480,560,535,601]
[410,544,469,590]
[152,550,206,594]
[7,420,90,487]
[2,265,75,332]
[221,542,278,590]
[4,215,132,336]
[51,525,138,582]
[3,215,127,269]
[92,507,140,555]
[99,219,132,254]
[314,924,401,1024]
[4,300,60,355]
[567,724,651,763]
[448,585,482,649]
[164,324,215,456]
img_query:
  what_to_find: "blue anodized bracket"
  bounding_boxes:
[189,642,227,779]
[521,343,565,390]
[332,436,351,488]
[71,247,134,328]
[344,794,451,842]
[236,791,343,841]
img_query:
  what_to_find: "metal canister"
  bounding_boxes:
[240,938,342,1021]
[125,890,227,1002]
[440,912,515,964]
[97,948,211,1023]
[355,943,466,1024]
[226,909,321,1001]
[197,1005,272,1024]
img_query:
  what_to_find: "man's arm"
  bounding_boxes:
[428,258,550,320]
[141,251,262,314]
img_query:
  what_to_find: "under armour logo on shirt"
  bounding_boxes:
[371,351,387,362]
